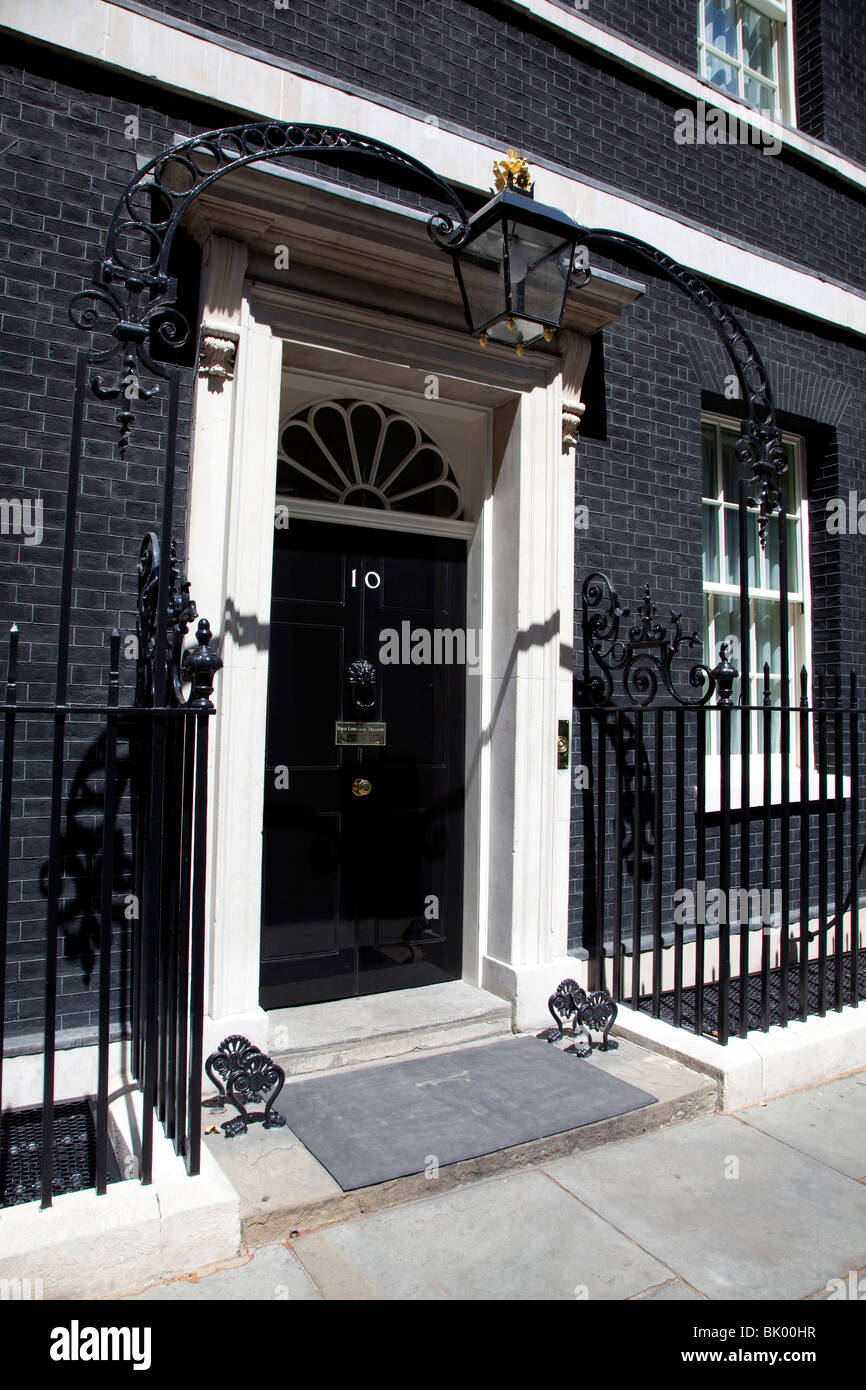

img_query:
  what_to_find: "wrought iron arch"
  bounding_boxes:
[68,122,785,531]
[578,227,786,534]
[69,122,470,445]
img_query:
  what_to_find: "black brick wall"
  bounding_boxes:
[794,0,826,139]
[821,0,866,165]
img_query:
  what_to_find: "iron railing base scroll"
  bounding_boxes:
[203,1036,287,1138]
[537,979,619,1057]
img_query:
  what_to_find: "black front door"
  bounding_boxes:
[260,519,466,1008]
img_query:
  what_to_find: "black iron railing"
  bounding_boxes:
[577,570,864,1046]
[0,537,219,1208]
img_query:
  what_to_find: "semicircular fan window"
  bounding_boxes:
[277,398,464,520]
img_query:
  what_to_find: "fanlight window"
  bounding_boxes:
[277,398,464,520]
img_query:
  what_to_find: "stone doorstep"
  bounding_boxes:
[612,999,866,1110]
[266,980,514,1077]
[202,1033,715,1250]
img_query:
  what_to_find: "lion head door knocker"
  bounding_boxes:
[348,657,377,715]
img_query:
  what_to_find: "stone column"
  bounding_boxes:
[186,236,283,1055]
[481,331,593,1029]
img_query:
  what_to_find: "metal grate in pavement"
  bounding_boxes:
[0,1100,97,1208]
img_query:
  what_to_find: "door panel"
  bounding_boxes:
[260,519,466,1009]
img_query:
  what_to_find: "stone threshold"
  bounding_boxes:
[266,980,514,1077]
[202,1033,715,1250]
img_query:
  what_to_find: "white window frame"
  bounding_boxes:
[698,0,796,125]
[699,413,846,810]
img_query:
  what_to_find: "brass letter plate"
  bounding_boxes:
[335,721,387,746]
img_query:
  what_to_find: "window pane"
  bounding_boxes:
[703,0,738,58]
[723,506,741,586]
[780,440,797,511]
[702,423,718,497]
[787,519,799,593]
[754,598,781,676]
[706,592,742,670]
[703,503,720,582]
[742,5,774,78]
[720,430,740,501]
[744,73,778,112]
[704,52,740,95]
[763,518,780,592]
[760,517,799,594]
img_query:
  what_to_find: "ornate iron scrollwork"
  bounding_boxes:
[348,657,377,713]
[203,1035,287,1138]
[70,123,469,443]
[538,978,618,1058]
[580,227,787,542]
[135,532,222,710]
[582,571,735,707]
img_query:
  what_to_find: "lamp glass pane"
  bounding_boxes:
[485,315,545,348]
[456,224,506,333]
[505,222,572,327]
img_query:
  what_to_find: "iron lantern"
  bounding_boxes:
[449,155,585,354]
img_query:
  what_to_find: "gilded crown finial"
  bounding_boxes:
[493,149,533,193]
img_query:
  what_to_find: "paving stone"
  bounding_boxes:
[292,1169,675,1301]
[544,1115,866,1301]
[736,1069,866,1180]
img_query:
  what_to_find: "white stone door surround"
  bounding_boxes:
[186,232,599,1047]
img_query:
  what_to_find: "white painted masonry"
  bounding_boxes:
[178,155,606,1033]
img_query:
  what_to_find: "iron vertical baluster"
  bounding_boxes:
[673,706,685,1028]
[96,632,121,1196]
[174,712,196,1153]
[833,671,845,1011]
[130,712,151,1084]
[799,669,811,1021]
[40,721,65,1210]
[140,706,167,1185]
[0,626,19,1120]
[850,672,860,1010]
[719,695,732,1046]
[631,710,644,1012]
[579,705,599,991]
[187,711,210,1177]
[612,709,624,1003]
[778,494,791,1027]
[816,670,828,1016]
[158,714,182,1129]
[651,709,663,1017]
[737,477,752,1035]
[141,375,181,1183]
[695,708,707,1036]
[595,709,608,995]
[760,663,772,1032]
[40,353,90,1209]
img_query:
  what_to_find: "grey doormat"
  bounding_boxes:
[281,1035,656,1191]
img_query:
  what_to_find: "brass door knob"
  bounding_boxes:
[351,777,372,798]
